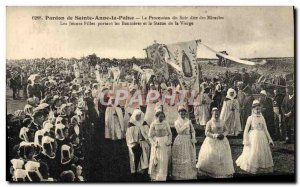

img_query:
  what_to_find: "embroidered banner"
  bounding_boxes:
[165,40,199,90]
[145,43,169,82]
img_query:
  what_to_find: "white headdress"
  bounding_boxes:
[41,136,56,158]
[226,88,237,100]
[55,123,66,141]
[61,144,73,165]
[19,127,29,142]
[43,122,54,133]
[129,109,144,127]
[260,90,267,96]
[34,130,45,147]
[24,161,43,181]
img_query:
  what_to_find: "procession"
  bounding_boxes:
[6,39,295,182]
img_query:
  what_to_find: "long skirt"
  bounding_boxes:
[196,137,234,178]
[172,135,197,180]
[194,105,210,126]
[128,141,150,173]
[236,130,273,174]
[144,103,156,125]
[225,112,242,136]
[164,105,178,127]
[148,136,171,181]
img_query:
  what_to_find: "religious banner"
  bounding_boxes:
[145,43,169,82]
[165,40,199,90]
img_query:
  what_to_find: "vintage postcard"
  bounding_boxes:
[6,6,295,182]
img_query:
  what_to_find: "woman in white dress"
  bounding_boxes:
[196,107,235,178]
[148,107,172,181]
[220,88,242,136]
[124,84,140,131]
[144,84,160,125]
[104,97,125,140]
[126,109,151,174]
[162,87,178,127]
[236,100,274,174]
[172,106,197,180]
[194,83,212,126]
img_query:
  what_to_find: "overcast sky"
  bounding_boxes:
[7,6,294,59]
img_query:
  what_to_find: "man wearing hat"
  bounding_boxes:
[281,86,295,144]
[91,83,100,114]
[241,86,254,129]
[212,77,222,110]
[27,110,46,142]
[84,89,99,126]
[28,74,45,100]
[237,82,246,129]
[232,70,242,86]
[273,89,285,140]
[21,71,29,99]
[241,68,250,86]
[10,73,21,100]
[259,90,275,139]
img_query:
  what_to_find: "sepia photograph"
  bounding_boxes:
[6,6,295,182]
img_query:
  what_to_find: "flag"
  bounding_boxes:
[132,64,144,74]
[145,43,169,81]
[109,67,121,82]
[201,43,267,66]
[165,40,199,90]
[143,69,154,83]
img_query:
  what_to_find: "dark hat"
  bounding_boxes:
[31,110,45,118]
[60,170,75,182]
[244,86,252,94]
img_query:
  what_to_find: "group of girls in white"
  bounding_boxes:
[123,99,274,181]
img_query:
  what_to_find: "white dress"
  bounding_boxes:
[163,103,178,127]
[194,93,212,126]
[161,90,178,127]
[126,122,150,173]
[124,95,141,131]
[220,97,242,136]
[236,114,274,174]
[196,119,235,178]
[148,120,172,181]
[104,106,125,140]
[144,101,159,125]
[172,118,197,180]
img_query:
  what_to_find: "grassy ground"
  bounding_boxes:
[6,87,295,180]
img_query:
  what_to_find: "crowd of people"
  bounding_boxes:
[7,58,294,182]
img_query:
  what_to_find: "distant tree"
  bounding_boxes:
[131,56,137,63]
[112,58,118,66]
[87,53,100,67]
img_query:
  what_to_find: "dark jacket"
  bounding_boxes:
[281,95,295,118]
